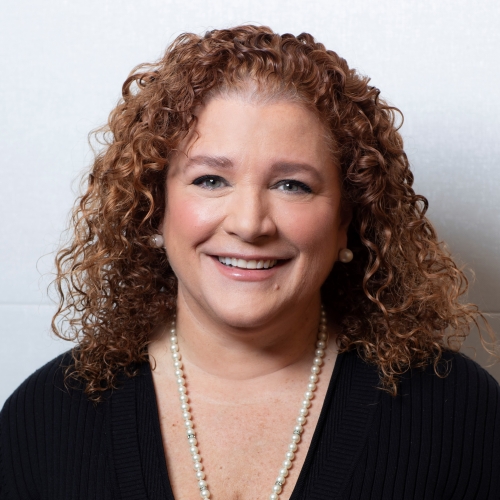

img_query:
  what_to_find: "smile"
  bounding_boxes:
[217,256,278,269]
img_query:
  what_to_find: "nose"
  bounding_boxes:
[221,186,277,242]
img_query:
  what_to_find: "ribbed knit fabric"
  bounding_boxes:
[1,348,499,499]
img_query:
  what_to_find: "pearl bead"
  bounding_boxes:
[304,390,314,399]
[170,343,179,352]
[299,407,308,417]
[189,437,198,445]
[279,467,289,477]
[315,349,324,357]
[187,429,196,437]
[172,352,181,360]
[297,415,307,424]
[286,451,295,460]
[273,484,282,494]
[192,453,201,462]
[178,385,187,394]
[182,411,191,421]
[181,402,190,411]
[184,420,194,428]
[270,494,278,500]
[195,470,205,480]
[190,445,199,455]
[283,459,292,469]
[177,378,185,386]
[294,424,303,434]
[307,382,316,391]
[311,365,320,374]
[179,394,189,403]
[170,336,178,344]
[289,442,298,452]
[301,400,311,409]
[313,357,323,366]
[200,489,210,498]
[198,479,207,488]
[174,360,183,369]
[193,461,203,471]
[309,374,318,383]
[319,332,327,341]
[316,340,326,349]
[276,476,285,485]
[291,433,301,443]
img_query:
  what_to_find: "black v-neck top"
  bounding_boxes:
[1,348,499,499]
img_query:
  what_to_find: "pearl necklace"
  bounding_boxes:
[168,308,328,500]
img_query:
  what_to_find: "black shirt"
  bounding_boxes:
[1,348,499,499]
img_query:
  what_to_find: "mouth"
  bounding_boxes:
[216,256,279,270]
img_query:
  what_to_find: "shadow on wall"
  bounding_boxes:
[406,128,500,383]
[422,186,500,383]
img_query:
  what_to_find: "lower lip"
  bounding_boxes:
[210,256,285,282]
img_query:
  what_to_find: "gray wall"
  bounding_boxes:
[1,0,499,406]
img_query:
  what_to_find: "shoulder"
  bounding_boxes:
[0,351,125,499]
[400,349,500,406]
[0,349,95,453]
[0,350,81,419]
[0,351,111,498]
[346,347,500,404]
[344,350,500,497]
[382,349,500,433]
[392,351,500,487]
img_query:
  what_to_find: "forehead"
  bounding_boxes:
[179,97,335,166]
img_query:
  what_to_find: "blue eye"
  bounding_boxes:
[275,180,312,194]
[193,175,226,189]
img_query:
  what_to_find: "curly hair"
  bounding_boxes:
[52,24,498,401]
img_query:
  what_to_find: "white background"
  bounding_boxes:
[1,0,499,406]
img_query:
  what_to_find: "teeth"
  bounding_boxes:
[218,256,278,269]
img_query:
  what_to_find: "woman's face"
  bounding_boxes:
[163,97,349,328]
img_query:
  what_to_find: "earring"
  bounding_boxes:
[150,234,164,248]
[338,248,353,263]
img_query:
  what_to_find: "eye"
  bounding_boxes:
[192,175,227,190]
[274,180,312,194]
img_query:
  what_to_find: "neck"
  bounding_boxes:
[154,291,326,382]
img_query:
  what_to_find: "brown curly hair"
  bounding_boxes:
[52,24,498,401]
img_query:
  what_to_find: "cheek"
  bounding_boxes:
[278,202,340,260]
[163,187,220,250]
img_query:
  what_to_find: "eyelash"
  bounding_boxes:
[274,180,312,194]
[192,175,227,190]
[192,175,312,194]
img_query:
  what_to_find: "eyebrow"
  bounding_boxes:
[185,155,233,169]
[270,161,322,182]
[185,155,322,181]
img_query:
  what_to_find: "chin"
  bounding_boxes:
[204,296,286,330]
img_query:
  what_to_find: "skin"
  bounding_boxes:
[148,96,350,499]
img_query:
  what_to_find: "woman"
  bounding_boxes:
[1,25,499,500]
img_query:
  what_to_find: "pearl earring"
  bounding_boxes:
[150,234,164,248]
[338,248,353,263]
